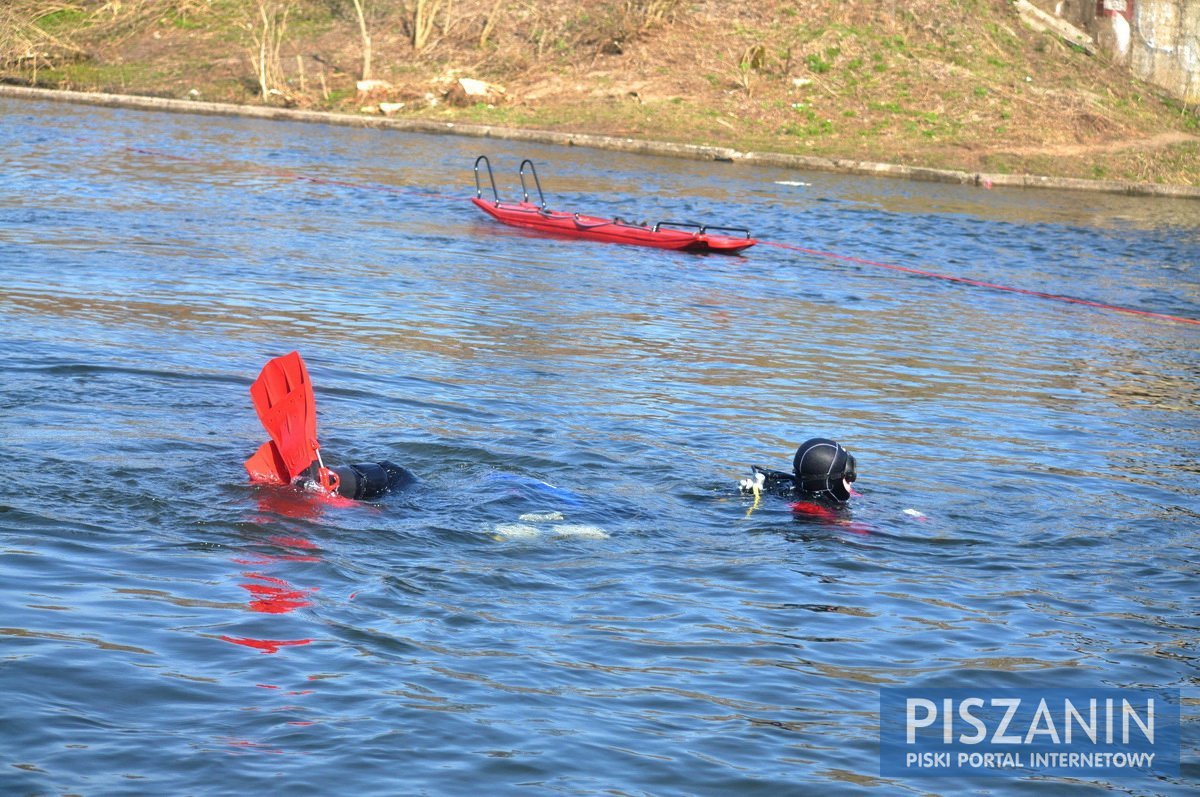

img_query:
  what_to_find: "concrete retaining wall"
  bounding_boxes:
[1070,1,1200,106]
[1129,0,1200,105]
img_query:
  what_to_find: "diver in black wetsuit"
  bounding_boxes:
[740,437,858,504]
[314,461,417,500]
[245,351,421,502]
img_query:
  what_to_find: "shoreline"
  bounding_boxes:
[6,84,1199,201]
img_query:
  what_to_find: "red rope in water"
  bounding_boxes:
[761,240,1200,327]
[123,145,1199,327]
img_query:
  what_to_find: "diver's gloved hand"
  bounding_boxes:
[738,470,766,494]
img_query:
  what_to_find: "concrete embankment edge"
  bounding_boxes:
[5,84,1198,200]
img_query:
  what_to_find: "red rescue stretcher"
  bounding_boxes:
[470,156,756,255]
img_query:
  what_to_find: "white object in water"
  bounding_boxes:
[552,524,610,540]
[493,512,609,541]
[519,511,565,523]
[493,523,541,540]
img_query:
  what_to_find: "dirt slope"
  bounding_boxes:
[2,0,1197,184]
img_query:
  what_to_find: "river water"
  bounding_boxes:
[1,97,1197,795]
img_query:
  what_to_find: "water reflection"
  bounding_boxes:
[217,499,331,655]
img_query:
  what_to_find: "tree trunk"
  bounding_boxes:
[351,0,372,81]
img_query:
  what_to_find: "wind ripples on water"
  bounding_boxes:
[1,98,1198,795]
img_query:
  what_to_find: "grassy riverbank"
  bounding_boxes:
[3,0,1198,185]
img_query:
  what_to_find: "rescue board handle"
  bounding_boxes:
[473,155,500,204]
[519,159,547,211]
[654,221,752,238]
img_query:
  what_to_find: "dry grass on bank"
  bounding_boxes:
[2,1,1198,185]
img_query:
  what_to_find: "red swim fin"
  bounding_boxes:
[244,440,290,485]
[245,352,321,483]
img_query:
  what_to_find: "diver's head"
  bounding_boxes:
[792,438,857,502]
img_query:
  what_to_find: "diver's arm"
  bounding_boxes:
[739,466,796,495]
[756,467,796,492]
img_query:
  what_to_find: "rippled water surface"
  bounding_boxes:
[2,98,1198,795]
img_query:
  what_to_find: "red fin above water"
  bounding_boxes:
[245,352,320,483]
